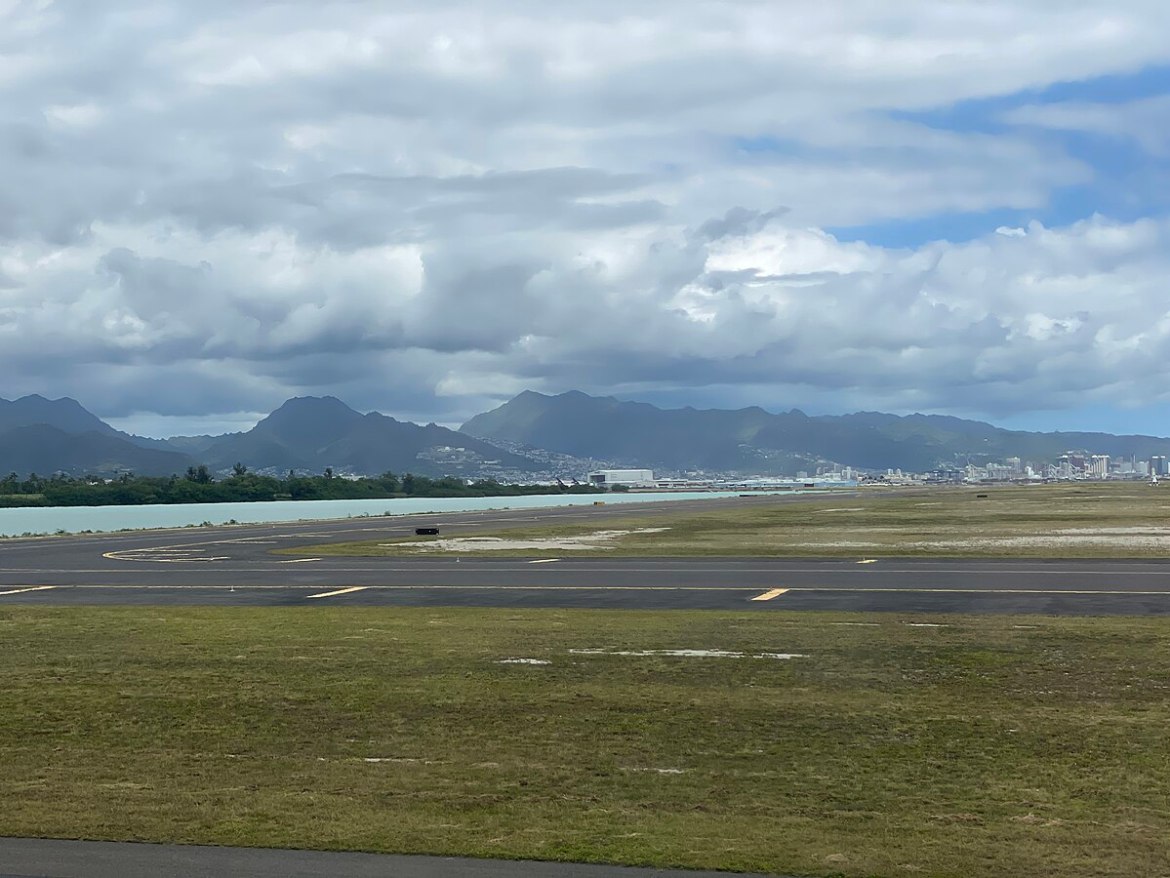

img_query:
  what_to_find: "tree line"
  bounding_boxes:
[0,466,600,507]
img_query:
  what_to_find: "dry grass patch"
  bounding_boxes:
[296,482,1170,558]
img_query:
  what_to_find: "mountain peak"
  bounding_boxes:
[272,395,359,414]
[0,394,121,439]
[254,397,364,444]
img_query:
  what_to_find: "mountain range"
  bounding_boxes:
[0,395,531,478]
[464,391,1170,474]
[3,390,1170,479]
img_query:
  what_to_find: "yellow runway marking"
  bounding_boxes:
[0,586,57,596]
[306,586,369,599]
[750,588,789,601]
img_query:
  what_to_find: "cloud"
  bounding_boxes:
[1,1,1169,434]
[1002,94,1170,158]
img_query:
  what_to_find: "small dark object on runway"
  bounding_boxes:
[415,527,440,536]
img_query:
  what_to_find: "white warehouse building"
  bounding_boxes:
[587,469,655,488]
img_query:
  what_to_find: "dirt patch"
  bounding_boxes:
[570,648,806,659]
[399,527,671,552]
[907,527,1170,550]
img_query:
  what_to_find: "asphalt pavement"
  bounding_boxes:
[0,838,784,878]
[1,498,1168,614]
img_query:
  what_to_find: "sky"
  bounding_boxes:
[3,1,1170,437]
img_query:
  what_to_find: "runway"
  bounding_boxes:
[2,499,1169,614]
[0,838,782,878]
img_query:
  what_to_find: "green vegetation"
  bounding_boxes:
[1,607,1168,877]
[0,468,598,508]
[303,482,1170,558]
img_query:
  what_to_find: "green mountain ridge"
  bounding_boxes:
[462,391,1170,473]
[0,394,537,478]
[5,390,1170,479]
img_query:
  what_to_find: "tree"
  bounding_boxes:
[186,464,212,484]
[232,462,248,477]
[324,467,334,480]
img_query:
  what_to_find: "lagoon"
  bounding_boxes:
[0,490,793,538]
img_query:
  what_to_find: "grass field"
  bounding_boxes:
[297,482,1170,558]
[3,606,1170,877]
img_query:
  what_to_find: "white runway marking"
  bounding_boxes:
[528,558,561,564]
[306,586,369,599]
[857,559,878,564]
[278,558,322,564]
[103,548,230,563]
[0,585,57,596]
[750,588,789,601]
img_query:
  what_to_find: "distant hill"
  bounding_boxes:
[0,393,181,451]
[462,390,1170,473]
[0,394,123,438]
[193,396,537,476]
[0,395,195,476]
[0,394,538,479]
[0,424,193,478]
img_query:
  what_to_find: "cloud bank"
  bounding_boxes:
[1,0,1169,433]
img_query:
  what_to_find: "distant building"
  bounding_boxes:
[587,469,655,488]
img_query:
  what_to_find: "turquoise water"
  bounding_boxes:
[0,490,791,537]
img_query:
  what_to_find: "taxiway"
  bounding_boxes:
[1,499,1168,614]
